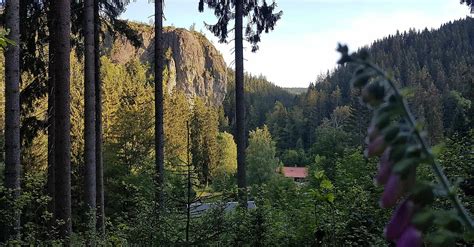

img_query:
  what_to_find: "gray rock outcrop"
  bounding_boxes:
[108,25,227,106]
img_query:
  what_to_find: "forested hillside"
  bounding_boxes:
[261,17,473,163]
[223,70,297,133]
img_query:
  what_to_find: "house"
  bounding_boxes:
[278,166,308,182]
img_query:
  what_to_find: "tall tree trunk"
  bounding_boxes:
[185,121,191,244]
[84,0,97,235]
[154,0,165,213]
[46,1,56,227]
[53,0,72,239]
[94,0,105,236]
[235,0,247,204]
[2,0,21,241]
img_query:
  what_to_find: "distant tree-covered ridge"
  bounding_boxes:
[261,17,473,156]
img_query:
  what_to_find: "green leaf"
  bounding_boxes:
[389,144,407,162]
[405,145,422,158]
[327,193,335,203]
[428,230,459,247]
[382,125,400,143]
[314,170,324,180]
[463,230,474,242]
[435,212,463,233]
[376,101,403,116]
[374,111,391,130]
[412,209,435,231]
[350,70,375,88]
[411,183,434,206]
[393,157,419,176]
[400,86,415,98]
[320,179,334,190]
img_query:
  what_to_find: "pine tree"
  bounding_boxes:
[46,0,56,229]
[2,0,21,241]
[461,0,474,12]
[234,0,246,203]
[93,0,139,235]
[94,0,105,235]
[52,0,72,239]
[154,0,165,213]
[84,0,97,235]
[164,90,191,166]
[199,0,282,203]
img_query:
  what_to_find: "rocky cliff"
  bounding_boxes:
[107,24,227,106]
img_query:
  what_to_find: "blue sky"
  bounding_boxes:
[122,0,471,87]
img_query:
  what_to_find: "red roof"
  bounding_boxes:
[280,167,308,178]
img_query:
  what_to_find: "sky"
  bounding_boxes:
[121,0,471,88]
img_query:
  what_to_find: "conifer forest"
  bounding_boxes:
[0,0,473,246]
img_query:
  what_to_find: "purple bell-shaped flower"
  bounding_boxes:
[385,200,415,240]
[396,225,422,247]
[380,174,403,208]
[375,148,393,185]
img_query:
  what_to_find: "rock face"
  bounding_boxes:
[108,25,227,106]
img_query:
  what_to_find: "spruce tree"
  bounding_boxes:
[154,0,165,213]
[52,0,72,239]
[84,0,97,235]
[2,0,21,241]
[199,0,282,203]
[94,0,105,235]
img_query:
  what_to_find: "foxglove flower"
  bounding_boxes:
[366,135,386,157]
[368,123,379,141]
[380,174,403,208]
[396,225,422,247]
[385,200,415,240]
[375,148,393,185]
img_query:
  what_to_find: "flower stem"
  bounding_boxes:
[357,58,474,230]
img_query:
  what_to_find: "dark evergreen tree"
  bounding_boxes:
[94,0,105,235]
[52,0,72,239]
[223,70,295,134]
[83,0,97,235]
[461,0,474,12]
[190,99,218,186]
[18,0,49,150]
[46,0,56,230]
[1,0,21,242]
[154,0,165,213]
[199,0,282,202]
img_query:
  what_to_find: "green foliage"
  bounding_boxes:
[280,148,308,167]
[212,132,237,191]
[0,29,15,49]
[246,126,279,186]
[190,99,219,186]
[309,170,335,204]
[262,18,474,155]
[0,172,59,245]
[198,0,283,52]
[224,71,296,134]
